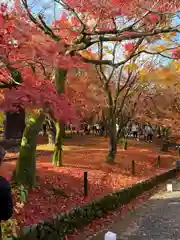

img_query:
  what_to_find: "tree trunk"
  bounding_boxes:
[4,111,25,140]
[161,140,169,152]
[46,120,56,144]
[4,68,24,140]
[122,137,127,150]
[106,119,117,164]
[52,122,64,167]
[52,68,67,166]
[13,113,45,187]
[42,123,47,137]
[47,128,56,144]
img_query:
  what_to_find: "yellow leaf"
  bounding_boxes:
[79,50,98,59]
[124,63,138,71]
[150,67,180,86]
[107,49,113,54]
[139,69,146,80]
[161,33,172,42]
[104,46,113,54]
[170,32,177,37]
[172,61,180,70]
[139,69,146,76]
[139,46,145,51]
[152,45,166,52]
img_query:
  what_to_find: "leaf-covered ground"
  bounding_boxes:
[1,136,177,231]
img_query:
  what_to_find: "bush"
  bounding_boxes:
[19,168,177,240]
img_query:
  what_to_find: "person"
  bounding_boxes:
[132,123,138,140]
[144,124,153,142]
[116,123,119,134]
[0,147,13,239]
[95,123,100,135]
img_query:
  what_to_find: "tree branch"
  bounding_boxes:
[22,0,60,41]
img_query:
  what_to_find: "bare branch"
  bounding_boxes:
[97,26,180,42]
[81,44,180,66]
[22,0,60,41]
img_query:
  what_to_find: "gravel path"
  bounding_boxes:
[90,180,180,240]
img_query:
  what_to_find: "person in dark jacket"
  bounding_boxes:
[0,147,13,239]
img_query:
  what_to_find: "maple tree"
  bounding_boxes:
[0,2,105,178]
[18,0,180,62]
[140,61,180,121]
[96,56,150,161]
[0,4,78,185]
[66,66,106,120]
[14,0,179,164]
[0,0,179,180]
[51,64,106,166]
[136,80,180,135]
[1,1,180,237]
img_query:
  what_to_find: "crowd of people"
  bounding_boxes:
[131,123,154,142]
[42,121,169,145]
[82,122,155,143]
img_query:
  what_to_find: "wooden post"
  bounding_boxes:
[178,147,180,157]
[132,160,135,175]
[84,172,88,197]
[176,160,180,173]
[157,155,161,168]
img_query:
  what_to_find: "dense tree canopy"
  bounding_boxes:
[0,0,179,118]
[0,0,179,165]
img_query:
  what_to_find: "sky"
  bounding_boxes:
[27,0,62,23]
[0,0,62,22]
[173,16,180,43]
